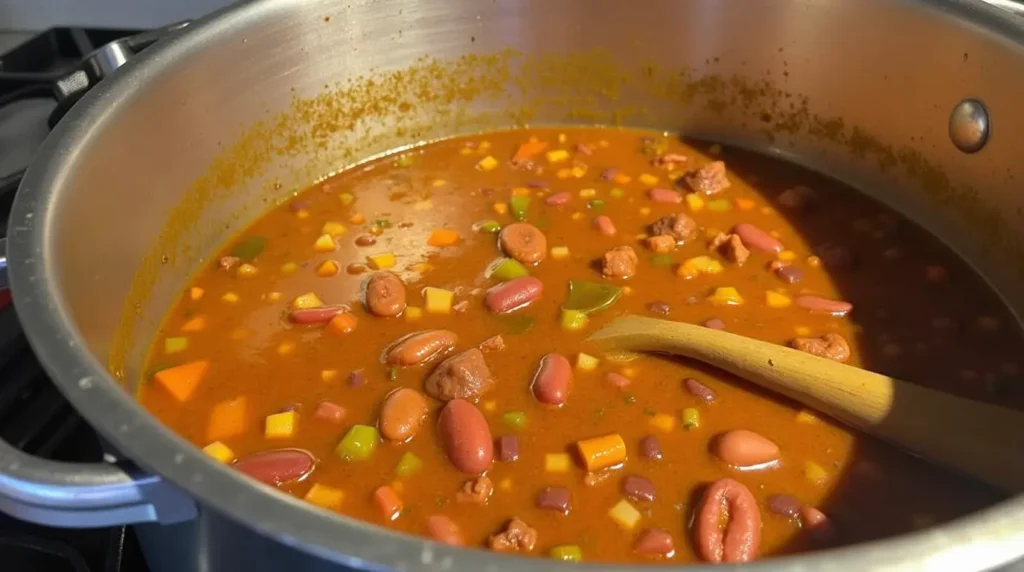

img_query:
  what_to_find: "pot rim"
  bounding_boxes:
[9,0,1024,570]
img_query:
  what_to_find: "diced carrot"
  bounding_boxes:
[576,433,627,471]
[735,197,756,210]
[512,140,548,163]
[613,173,632,185]
[181,315,207,332]
[373,485,403,521]
[153,360,209,402]
[327,312,358,335]
[206,396,248,441]
[427,229,461,247]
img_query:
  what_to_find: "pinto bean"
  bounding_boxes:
[683,378,716,403]
[695,478,762,563]
[545,192,572,206]
[649,188,683,203]
[531,353,573,406]
[622,475,656,502]
[593,215,617,236]
[795,295,853,316]
[427,515,465,546]
[635,529,675,557]
[288,305,349,324]
[733,223,784,254]
[484,276,544,313]
[379,388,429,442]
[385,330,458,366]
[424,348,496,401]
[234,449,316,486]
[800,506,838,545]
[365,272,407,317]
[766,494,802,518]
[711,430,780,468]
[499,223,547,264]
[438,399,493,474]
[791,333,851,363]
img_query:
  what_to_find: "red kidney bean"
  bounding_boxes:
[593,215,617,236]
[234,449,316,486]
[385,330,458,366]
[622,475,656,502]
[795,295,853,316]
[775,265,804,284]
[733,223,784,253]
[347,370,366,388]
[288,305,349,324]
[427,515,465,546]
[704,318,726,330]
[499,222,547,264]
[497,435,519,462]
[484,277,543,314]
[684,378,716,403]
[314,401,346,424]
[438,399,493,474]
[711,430,780,469]
[634,528,675,557]
[535,487,571,514]
[639,435,663,460]
[545,192,572,206]
[346,263,367,275]
[379,388,429,442]
[365,272,407,317]
[526,180,548,189]
[800,506,838,545]
[649,188,683,203]
[354,234,377,247]
[605,372,631,389]
[646,301,671,315]
[766,494,802,518]
[695,478,762,563]
[531,353,572,406]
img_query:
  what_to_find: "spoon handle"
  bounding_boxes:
[588,315,1024,493]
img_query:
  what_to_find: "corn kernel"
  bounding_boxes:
[708,287,744,306]
[367,253,396,270]
[305,483,344,510]
[313,234,336,252]
[765,290,792,308]
[265,411,297,438]
[546,149,570,163]
[550,246,570,259]
[189,287,205,301]
[558,133,567,143]
[576,353,600,371]
[499,478,513,491]
[545,453,572,473]
[650,413,675,432]
[570,212,584,221]
[432,179,446,187]
[276,341,296,356]
[202,441,235,463]
[493,202,508,215]
[322,221,347,237]
[579,188,596,198]
[316,260,339,277]
[221,292,240,304]
[478,141,491,151]
[678,256,724,279]
[685,193,705,212]
[321,369,339,382]
[477,155,499,171]
[804,460,829,485]
[292,292,323,309]
[423,287,454,314]
[777,250,797,262]
[459,147,473,155]
[404,306,423,321]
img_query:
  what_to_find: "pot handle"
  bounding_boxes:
[0,238,196,527]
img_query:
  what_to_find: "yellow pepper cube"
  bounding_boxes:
[477,155,499,171]
[578,188,596,199]
[321,221,347,237]
[570,165,587,178]
[546,149,570,163]
[424,287,454,314]
[677,256,724,279]
[304,483,345,510]
[556,168,573,179]
[650,413,676,433]
[221,292,240,304]
[685,193,705,212]
[367,253,396,270]
[321,369,339,382]
[545,453,572,473]
[608,499,642,530]
[804,460,829,485]
[265,411,298,439]
[550,246,570,260]
[576,352,600,371]
[404,306,423,321]
[202,441,236,463]
[313,233,336,252]
[708,287,744,306]
[291,292,323,309]
[765,290,792,308]
[316,260,339,277]
[777,250,797,262]
[189,287,205,301]
[280,261,299,274]
[638,173,659,186]
[338,192,355,205]
[493,202,509,215]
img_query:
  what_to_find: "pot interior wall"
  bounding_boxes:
[41,0,1024,390]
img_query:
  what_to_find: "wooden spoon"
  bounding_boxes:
[587,315,1024,493]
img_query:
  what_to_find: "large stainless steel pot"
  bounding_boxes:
[4,0,1024,570]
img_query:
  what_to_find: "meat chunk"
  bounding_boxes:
[684,160,731,195]
[601,246,639,279]
[424,348,496,401]
[488,517,537,552]
[709,233,750,266]
[645,235,676,253]
[479,335,506,353]
[791,333,851,363]
[456,476,494,504]
[219,256,240,271]
[650,213,697,243]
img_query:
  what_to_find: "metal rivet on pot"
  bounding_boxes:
[949,99,989,154]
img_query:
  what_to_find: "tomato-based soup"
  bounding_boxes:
[138,128,1023,564]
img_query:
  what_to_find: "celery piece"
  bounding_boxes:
[683,407,700,430]
[563,280,622,314]
[394,452,423,477]
[707,198,732,212]
[560,309,589,331]
[550,545,583,562]
[650,254,674,266]
[587,199,605,213]
[475,220,501,234]
[336,425,379,461]
[231,236,266,261]
[164,337,188,355]
[502,411,527,429]
[609,187,625,199]
[487,257,529,281]
[509,196,531,221]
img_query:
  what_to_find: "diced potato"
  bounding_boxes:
[322,221,347,237]
[777,250,797,262]
[265,411,297,439]
[321,369,339,382]
[404,306,423,321]
[576,352,600,371]
[164,337,189,355]
[221,292,240,304]
[804,460,829,485]
[424,287,454,314]
[292,292,323,310]
[765,290,792,308]
[313,233,337,252]
[550,246,570,259]
[367,253,396,270]
[638,173,659,186]
[477,155,499,171]
[280,261,299,274]
[189,287,205,301]
[650,413,675,433]
[202,441,236,463]
[578,188,596,198]
[316,260,339,277]
[678,256,724,279]
[708,287,744,306]
[304,483,345,510]
[545,453,572,473]
[608,499,642,530]
[546,149,570,163]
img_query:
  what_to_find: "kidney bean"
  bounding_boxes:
[775,265,804,284]
[379,388,429,442]
[704,318,726,330]
[526,180,548,189]
[314,401,346,424]
[606,372,631,389]
[800,506,838,545]
[622,475,656,503]
[545,192,572,206]
[733,223,784,253]
[711,430,780,469]
[695,478,762,563]
[365,272,407,317]
[766,494,802,518]
[639,435,663,460]
[795,295,853,316]
[234,449,316,486]
[634,529,675,557]
[499,223,547,264]
[347,370,366,388]
[649,188,683,203]
[385,330,458,366]
[427,515,464,546]
[484,276,543,314]
[288,305,349,324]
[592,215,617,236]
[684,378,716,403]
[438,399,493,474]
[354,234,377,247]
[646,301,671,315]
[531,353,572,406]
[535,487,571,514]
[600,168,617,181]
[497,435,519,462]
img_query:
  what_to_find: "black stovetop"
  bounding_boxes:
[0,26,151,572]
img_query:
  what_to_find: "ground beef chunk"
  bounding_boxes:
[424,348,495,401]
[219,256,241,271]
[478,335,506,353]
[650,213,698,243]
[601,246,639,279]
[684,160,731,195]
[645,235,676,253]
[456,476,494,504]
[709,233,750,266]
[791,333,851,363]
[488,518,537,552]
